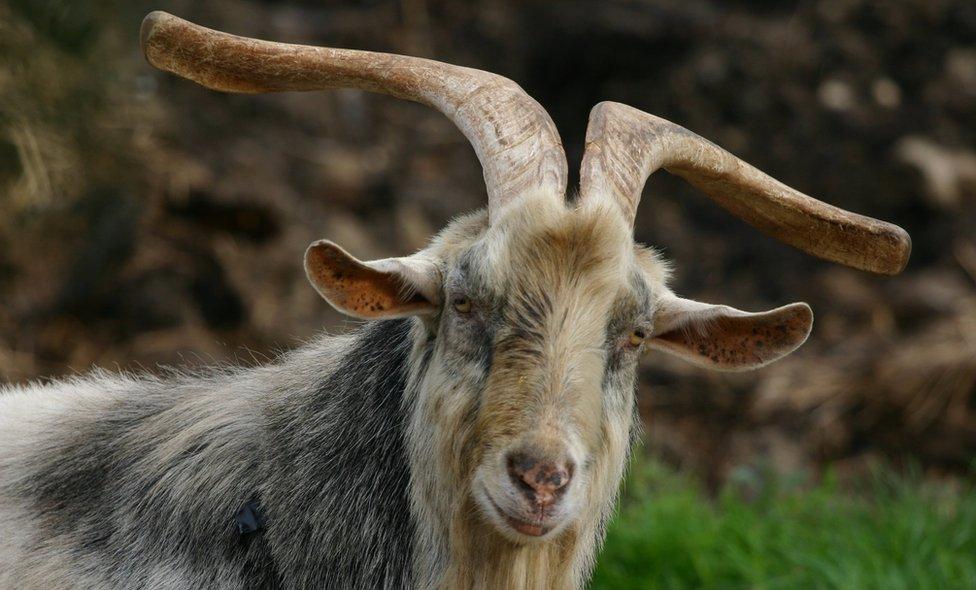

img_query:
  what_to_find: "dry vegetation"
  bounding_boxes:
[1,0,975,481]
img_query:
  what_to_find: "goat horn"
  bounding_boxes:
[579,101,911,275]
[140,11,567,221]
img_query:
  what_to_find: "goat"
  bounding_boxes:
[0,11,910,590]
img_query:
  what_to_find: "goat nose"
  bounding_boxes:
[506,451,573,505]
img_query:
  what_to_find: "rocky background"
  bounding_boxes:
[2,0,975,484]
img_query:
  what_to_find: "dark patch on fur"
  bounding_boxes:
[262,318,418,588]
[14,381,273,587]
[444,249,499,375]
[514,291,552,329]
[492,290,551,364]
[602,272,652,384]
[24,416,127,551]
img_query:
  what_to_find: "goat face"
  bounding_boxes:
[433,193,643,542]
[305,190,813,545]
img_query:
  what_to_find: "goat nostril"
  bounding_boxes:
[506,452,574,501]
[549,469,570,489]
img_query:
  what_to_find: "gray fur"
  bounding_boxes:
[0,319,422,589]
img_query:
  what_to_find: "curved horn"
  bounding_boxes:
[579,101,911,275]
[140,11,567,221]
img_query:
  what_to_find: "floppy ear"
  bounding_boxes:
[304,240,440,319]
[648,295,813,371]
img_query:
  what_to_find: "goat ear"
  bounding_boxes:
[304,240,440,319]
[648,295,812,371]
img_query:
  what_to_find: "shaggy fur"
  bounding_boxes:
[0,322,417,589]
[405,195,652,589]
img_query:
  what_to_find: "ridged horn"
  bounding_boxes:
[140,11,567,221]
[580,101,911,275]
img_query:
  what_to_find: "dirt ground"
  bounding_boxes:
[2,0,975,482]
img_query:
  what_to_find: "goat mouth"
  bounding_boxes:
[485,493,553,538]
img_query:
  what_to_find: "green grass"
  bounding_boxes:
[591,457,976,590]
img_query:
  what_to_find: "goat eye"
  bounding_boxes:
[452,297,472,314]
[628,329,647,347]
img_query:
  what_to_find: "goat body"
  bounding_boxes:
[0,321,419,589]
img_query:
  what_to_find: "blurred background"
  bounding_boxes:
[2,0,975,586]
